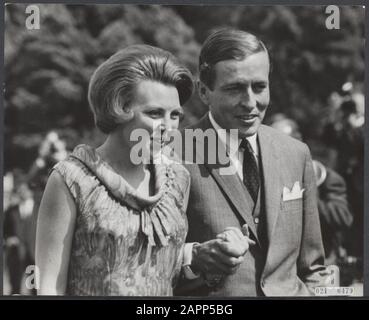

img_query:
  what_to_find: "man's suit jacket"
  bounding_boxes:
[178,114,326,296]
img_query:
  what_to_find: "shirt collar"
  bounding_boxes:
[208,111,258,156]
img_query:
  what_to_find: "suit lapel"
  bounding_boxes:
[191,114,260,244]
[206,163,259,244]
[258,126,282,244]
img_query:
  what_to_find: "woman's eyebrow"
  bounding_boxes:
[143,105,163,109]
[172,107,184,112]
[143,105,184,113]
[151,104,183,109]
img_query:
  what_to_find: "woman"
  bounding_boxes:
[35,44,193,296]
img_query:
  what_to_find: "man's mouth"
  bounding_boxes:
[236,114,258,121]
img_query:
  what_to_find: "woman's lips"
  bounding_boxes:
[150,132,168,146]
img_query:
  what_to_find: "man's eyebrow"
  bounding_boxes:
[253,79,269,83]
[220,81,247,88]
[221,79,269,87]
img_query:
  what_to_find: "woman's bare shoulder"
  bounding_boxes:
[40,169,77,218]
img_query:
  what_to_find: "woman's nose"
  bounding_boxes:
[163,116,177,131]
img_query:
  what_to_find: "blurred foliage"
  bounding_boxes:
[4,4,365,173]
[4,4,200,171]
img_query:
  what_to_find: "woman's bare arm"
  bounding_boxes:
[35,170,76,295]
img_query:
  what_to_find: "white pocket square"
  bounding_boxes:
[282,181,305,201]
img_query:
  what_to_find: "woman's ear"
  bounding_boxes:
[115,104,134,124]
[197,80,210,106]
[122,106,131,114]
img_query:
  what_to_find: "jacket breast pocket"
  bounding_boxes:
[281,198,303,213]
[279,198,303,248]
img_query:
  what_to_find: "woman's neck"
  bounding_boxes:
[96,134,154,194]
[97,134,144,174]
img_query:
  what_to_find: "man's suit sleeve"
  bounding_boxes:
[297,144,327,293]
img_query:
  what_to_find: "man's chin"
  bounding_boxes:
[238,126,259,138]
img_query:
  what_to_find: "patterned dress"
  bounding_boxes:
[52,144,190,296]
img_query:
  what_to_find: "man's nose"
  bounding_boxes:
[240,88,257,110]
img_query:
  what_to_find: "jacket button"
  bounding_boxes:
[254,217,259,224]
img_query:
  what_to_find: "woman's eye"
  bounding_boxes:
[171,112,184,120]
[146,110,162,118]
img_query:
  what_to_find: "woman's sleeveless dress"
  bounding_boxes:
[52,144,190,296]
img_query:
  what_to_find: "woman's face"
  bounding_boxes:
[121,80,184,151]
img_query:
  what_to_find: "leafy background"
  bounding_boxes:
[5,4,365,172]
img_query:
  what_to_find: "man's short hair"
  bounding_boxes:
[199,28,268,90]
[88,44,193,134]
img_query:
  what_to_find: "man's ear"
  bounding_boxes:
[197,80,210,106]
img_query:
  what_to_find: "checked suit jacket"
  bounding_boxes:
[176,113,327,296]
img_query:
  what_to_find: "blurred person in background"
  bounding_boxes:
[36,44,197,295]
[3,172,17,295]
[3,132,68,295]
[322,82,364,265]
[269,114,353,268]
[3,178,35,294]
[28,131,69,190]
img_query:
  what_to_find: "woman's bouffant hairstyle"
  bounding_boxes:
[199,28,269,90]
[88,44,194,134]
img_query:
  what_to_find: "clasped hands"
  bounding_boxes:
[191,224,255,283]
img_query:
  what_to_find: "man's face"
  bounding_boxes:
[200,51,270,138]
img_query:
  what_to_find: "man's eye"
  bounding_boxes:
[225,86,241,92]
[253,83,267,92]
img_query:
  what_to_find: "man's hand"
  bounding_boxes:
[191,224,255,276]
[216,225,255,256]
[191,239,244,276]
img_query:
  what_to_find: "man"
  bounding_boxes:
[177,29,327,296]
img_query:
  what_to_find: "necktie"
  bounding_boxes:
[240,139,259,203]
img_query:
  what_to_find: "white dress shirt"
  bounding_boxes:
[208,111,259,180]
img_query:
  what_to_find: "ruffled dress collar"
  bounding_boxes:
[69,144,178,247]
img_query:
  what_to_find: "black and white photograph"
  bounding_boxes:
[2,3,365,297]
